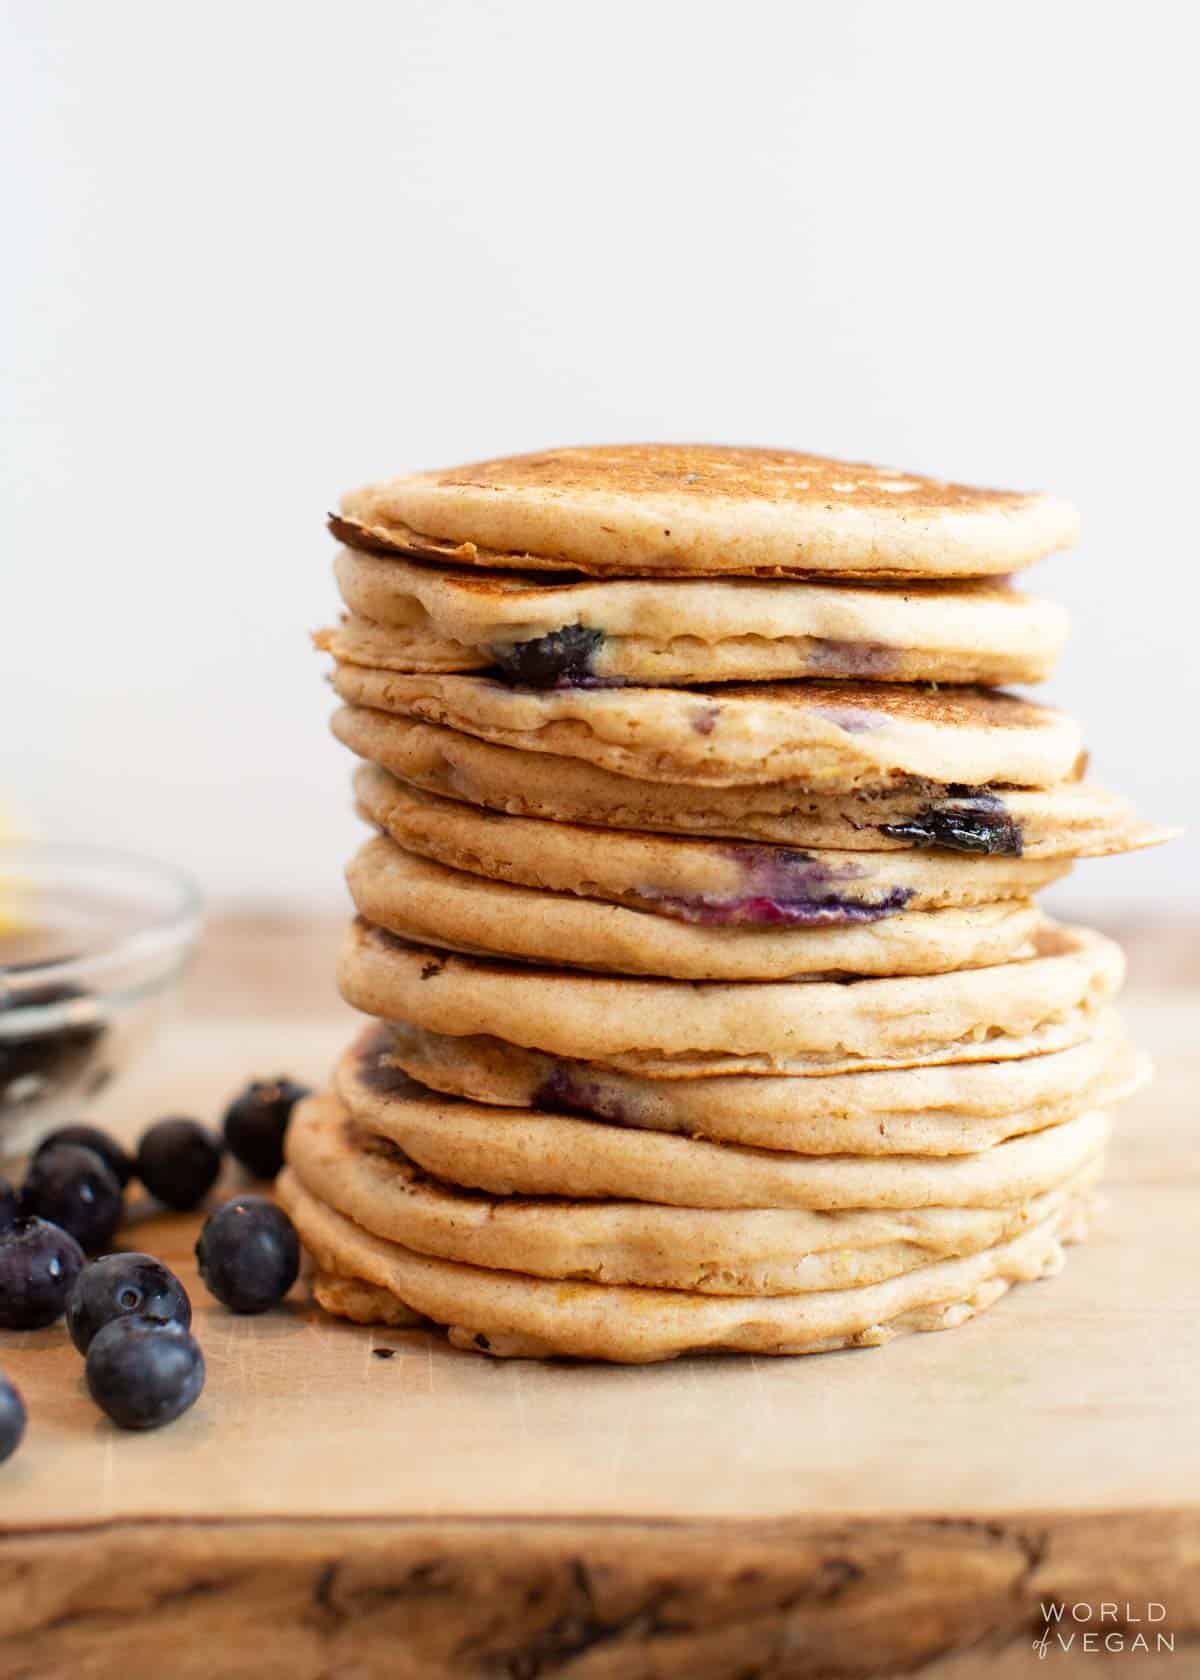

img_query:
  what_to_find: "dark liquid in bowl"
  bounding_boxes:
[0,890,129,1130]
[0,983,106,1112]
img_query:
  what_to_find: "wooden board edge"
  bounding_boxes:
[0,1509,1196,1678]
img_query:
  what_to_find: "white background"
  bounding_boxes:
[3,1,1195,914]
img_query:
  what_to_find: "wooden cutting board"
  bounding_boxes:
[1,919,1197,1679]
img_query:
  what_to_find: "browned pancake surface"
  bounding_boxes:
[334,444,1078,579]
[382,445,1034,516]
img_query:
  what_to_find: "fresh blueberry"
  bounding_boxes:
[0,1177,16,1235]
[66,1253,192,1354]
[0,1216,86,1330]
[195,1196,300,1314]
[222,1077,312,1180]
[33,1123,134,1188]
[136,1117,223,1211]
[85,1316,205,1431]
[21,1143,123,1254]
[0,1371,26,1463]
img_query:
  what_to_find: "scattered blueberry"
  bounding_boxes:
[136,1117,223,1211]
[0,1177,16,1235]
[222,1077,312,1180]
[85,1316,205,1431]
[33,1123,134,1188]
[195,1196,300,1314]
[21,1143,123,1255]
[0,1217,85,1330]
[66,1253,192,1354]
[0,1372,25,1463]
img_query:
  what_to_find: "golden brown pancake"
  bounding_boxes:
[321,548,1070,686]
[336,443,1079,579]
[352,761,1073,913]
[280,1168,1088,1363]
[329,669,1085,792]
[345,832,1042,981]
[337,917,1125,1078]
[285,1091,1103,1296]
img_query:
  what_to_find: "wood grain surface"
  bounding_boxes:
[1,914,1196,1678]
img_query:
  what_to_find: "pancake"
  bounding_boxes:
[337,918,1124,1077]
[334,445,1079,580]
[314,1271,426,1328]
[322,550,1070,686]
[287,1093,1102,1296]
[330,669,1084,792]
[346,834,1041,982]
[333,707,1172,860]
[367,1012,1146,1156]
[280,1171,1084,1362]
[331,1048,1110,1210]
[353,764,1072,917]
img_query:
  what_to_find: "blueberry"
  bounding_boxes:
[0,1371,25,1463]
[85,1316,205,1431]
[195,1196,300,1314]
[492,625,604,687]
[0,1216,85,1330]
[66,1253,192,1354]
[880,794,1023,856]
[34,1123,134,1188]
[222,1077,312,1180]
[136,1118,223,1211]
[0,1177,16,1234]
[21,1143,123,1254]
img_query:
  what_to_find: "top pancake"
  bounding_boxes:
[336,444,1079,580]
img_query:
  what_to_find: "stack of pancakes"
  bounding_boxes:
[281,445,1172,1363]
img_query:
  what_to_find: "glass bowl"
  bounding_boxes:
[0,844,203,1161]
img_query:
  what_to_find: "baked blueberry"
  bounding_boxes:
[195,1196,300,1314]
[21,1143,123,1254]
[492,625,604,687]
[136,1118,223,1211]
[222,1077,312,1180]
[85,1316,204,1431]
[33,1123,134,1188]
[0,1177,16,1235]
[0,1216,85,1330]
[66,1253,192,1354]
[880,793,1023,856]
[0,1372,25,1463]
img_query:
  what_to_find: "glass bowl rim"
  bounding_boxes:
[0,841,204,996]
